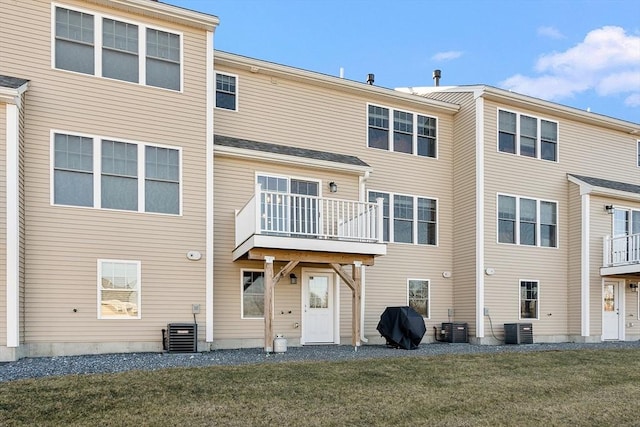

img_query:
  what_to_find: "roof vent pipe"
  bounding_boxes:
[367,73,375,85]
[433,69,441,86]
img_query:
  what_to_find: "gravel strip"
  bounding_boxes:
[1,341,639,383]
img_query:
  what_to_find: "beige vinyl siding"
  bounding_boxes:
[2,0,211,351]
[18,94,26,344]
[625,284,640,339]
[0,105,6,345]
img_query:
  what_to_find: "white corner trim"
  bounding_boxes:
[206,30,215,343]
[6,103,20,347]
[581,193,590,336]
[475,93,485,337]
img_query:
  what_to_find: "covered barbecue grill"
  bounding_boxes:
[376,306,426,350]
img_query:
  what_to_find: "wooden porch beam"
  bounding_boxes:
[329,262,362,348]
[247,248,375,266]
[329,263,355,291]
[273,260,300,287]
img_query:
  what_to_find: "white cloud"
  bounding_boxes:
[537,26,564,39]
[625,93,640,107]
[431,51,463,61]
[500,26,640,105]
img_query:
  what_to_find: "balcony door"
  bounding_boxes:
[612,209,640,264]
[257,175,319,236]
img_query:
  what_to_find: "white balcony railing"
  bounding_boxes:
[603,233,640,267]
[235,184,384,248]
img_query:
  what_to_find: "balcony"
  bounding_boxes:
[601,233,640,275]
[233,185,386,260]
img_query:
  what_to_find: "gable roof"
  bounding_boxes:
[568,174,640,199]
[214,134,371,173]
[0,75,29,89]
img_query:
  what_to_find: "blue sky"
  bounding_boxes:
[166,0,640,124]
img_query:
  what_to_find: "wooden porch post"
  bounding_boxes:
[352,261,362,348]
[264,256,275,352]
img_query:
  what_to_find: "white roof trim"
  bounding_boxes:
[0,82,29,105]
[568,175,640,201]
[214,144,372,175]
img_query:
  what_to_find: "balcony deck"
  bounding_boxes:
[233,187,386,261]
[601,233,640,275]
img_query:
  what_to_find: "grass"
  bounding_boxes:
[1,349,639,426]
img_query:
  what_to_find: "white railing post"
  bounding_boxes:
[376,197,384,243]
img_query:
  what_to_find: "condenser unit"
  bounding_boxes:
[166,323,197,353]
[504,323,533,344]
[441,322,468,343]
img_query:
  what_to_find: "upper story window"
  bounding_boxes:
[498,194,557,247]
[368,191,437,245]
[368,104,437,158]
[53,6,182,91]
[99,259,140,319]
[53,132,181,214]
[498,109,558,162]
[216,72,237,110]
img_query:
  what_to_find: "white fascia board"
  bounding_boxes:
[214,144,373,176]
[91,0,219,31]
[567,175,640,202]
[214,52,460,114]
[0,82,29,106]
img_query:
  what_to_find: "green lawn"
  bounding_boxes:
[1,349,639,426]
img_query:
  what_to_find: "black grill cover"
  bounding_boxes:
[376,306,426,350]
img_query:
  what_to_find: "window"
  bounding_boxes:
[52,132,180,214]
[408,279,429,318]
[55,7,94,75]
[53,6,181,90]
[257,174,319,234]
[368,191,437,245]
[216,73,237,110]
[368,104,437,158]
[498,194,557,247]
[520,280,538,319]
[242,270,264,319]
[498,109,558,162]
[146,28,180,90]
[99,260,140,319]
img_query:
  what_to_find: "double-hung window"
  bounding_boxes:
[520,280,539,319]
[52,132,181,214]
[498,194,557,247]
[54,6,182,91]
[98,259,140,319]
[242,270,264,319]
[368,191,437,245]
[408,279,429,318]
[215,72,237,110]
[498,109,558,162]
[368,104,437,158]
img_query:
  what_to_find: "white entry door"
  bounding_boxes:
[603,281,622,340]
[302,272,335,343]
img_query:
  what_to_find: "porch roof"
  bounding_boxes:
[568,174,640,199]
[214,134,371,170]
[0,75,29,89]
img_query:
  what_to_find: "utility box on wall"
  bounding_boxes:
[504,323,533,344]
[441,322,468,343]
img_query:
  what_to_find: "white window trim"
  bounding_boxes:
[519,279,540,321]
[241,269,265,320]
[214,71,239,112]
[496,107,559,162]
[97,259,141,320]
[51,2,184,92]
[407,278,430,319]
[366,102,438,159]
[368,190,438,246]
[50,129,183,215]
[496,193,559,248]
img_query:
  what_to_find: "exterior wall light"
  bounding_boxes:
[290,273,297,285]
[605,205,615,214]
[329,182,338,193]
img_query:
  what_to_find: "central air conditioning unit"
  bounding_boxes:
[504,323,533,344]
[441,322,468,343]
[166,323,197,353]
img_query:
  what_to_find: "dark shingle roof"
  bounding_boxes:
[214,134,370,168]
[568,174,640,195]
[0,75,29,89]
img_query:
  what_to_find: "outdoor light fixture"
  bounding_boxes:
[290,273,297,285]
[630,283,638,291]
[605,205,615,214]
[329,182,338,193]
